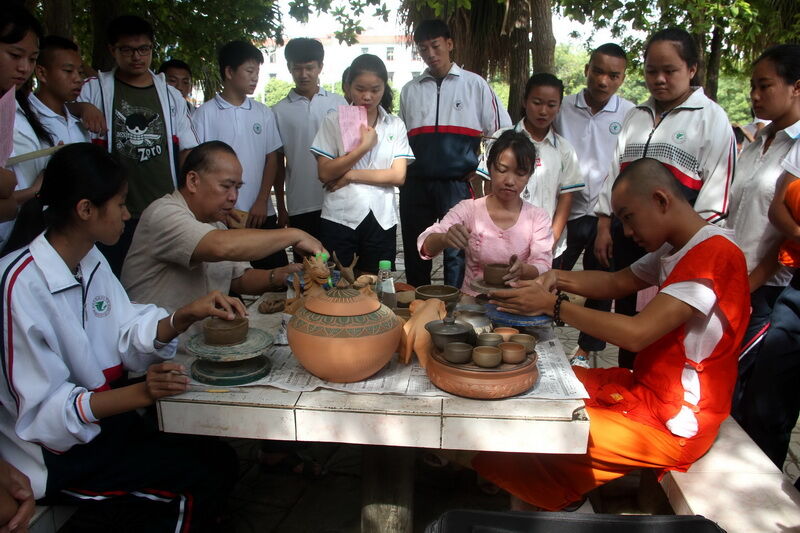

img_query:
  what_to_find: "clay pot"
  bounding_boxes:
[443,342,473,364]
[472,346,502,368]
[425,317,474,351]
[288,286,402,383]
[483,263,510,286]
[415,284,460,303]
[499,342,526,364]
[493,327,520,342]
[203,317,249,346]
[476,332,503,347]
[509,333,537,354]
[426,352,539,399]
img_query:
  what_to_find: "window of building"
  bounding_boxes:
[269,73,277,79]
[269,50,276,63]
[361,47,368,54]
[386,47,394,61]
[388,72,394,83]
[412,49,420,61]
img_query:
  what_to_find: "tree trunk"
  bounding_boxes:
[690,31,706,89]
[90,0,124,72]
[705,21,724,101]
[507,0,531,122]
[530,0,555,74]
[43,0,73,38]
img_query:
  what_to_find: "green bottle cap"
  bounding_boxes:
[378,260,392,271]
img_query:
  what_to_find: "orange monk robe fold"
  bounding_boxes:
[473,233,751,511]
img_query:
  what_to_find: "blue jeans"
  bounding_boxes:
[399,178,469,288]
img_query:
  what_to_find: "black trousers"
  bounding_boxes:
[553,215,612,353]
[43,411,238,532]
[736,271,800,467]
[251,214,290,270]
[319,212,395,274]
[399,178,469,288]
[288,210,322,263]
[609,217,646,369]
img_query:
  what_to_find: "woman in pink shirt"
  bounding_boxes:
[418,130,553,296]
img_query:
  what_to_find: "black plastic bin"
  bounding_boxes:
[425,510,725,533]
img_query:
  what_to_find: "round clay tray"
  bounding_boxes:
[186,328,273,362]
[191,355,271,386]
[425,349,539,399]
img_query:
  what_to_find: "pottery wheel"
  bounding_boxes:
[484,304,552,328]
[186,328,273,362]
[191,355,271,386]
[469,278,509,295]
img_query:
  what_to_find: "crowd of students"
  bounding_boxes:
[0,2,799,529]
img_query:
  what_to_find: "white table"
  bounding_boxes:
[157,305,590,532]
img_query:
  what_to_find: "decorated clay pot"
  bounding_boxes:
[426,351,539,399]
[203,317,249,346]
[288,286,402,383]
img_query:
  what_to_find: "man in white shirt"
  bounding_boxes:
[272,38,346,260]
[553,43,635,365]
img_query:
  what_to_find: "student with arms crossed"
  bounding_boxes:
[0,143,242,532]
[312,54,413,273]
[76,15,199,276]
[272,38,346,249]
[472,158,749,511]
[552,43,635,367]
[192,40,287,270]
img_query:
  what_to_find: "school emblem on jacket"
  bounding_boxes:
[454,99,463,111]
[92,296,111,318]
[673,130,687,144]
[609,121,622,135]
[113,99,165,162]
[253,122,262,134]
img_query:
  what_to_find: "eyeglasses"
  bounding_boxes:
[115,45,153,57]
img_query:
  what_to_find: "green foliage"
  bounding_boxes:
[258,79,294,106]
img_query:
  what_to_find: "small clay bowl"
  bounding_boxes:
[395,291,416,307]
[203,317,248,346]
[415,284,461,303]
[443,342,473,364]
[498,342,526,364]
[483,263,510,286]
[476,332,503,347]
[493,327,520,342]
[509,333,537,354]
[472,346,502,368]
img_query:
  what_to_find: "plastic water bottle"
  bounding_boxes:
[377,260,396,308]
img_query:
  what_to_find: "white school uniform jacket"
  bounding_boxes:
[399,63,511,180]
[595,87,736,224]
[311,106,415,230]
[0,234,176,498]
[78,69,199,188]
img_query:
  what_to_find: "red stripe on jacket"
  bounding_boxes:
[408,125,482,137]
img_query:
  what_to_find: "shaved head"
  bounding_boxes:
[612,157,686,200]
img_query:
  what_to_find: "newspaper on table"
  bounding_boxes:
[185,324,588,400]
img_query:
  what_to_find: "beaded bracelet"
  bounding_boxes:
[553,291,569,327]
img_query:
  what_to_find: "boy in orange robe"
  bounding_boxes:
[478,157,750,510]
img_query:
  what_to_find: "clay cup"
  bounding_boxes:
[509,333,537,354]
[444,342,473,364]
[483,263,510,286]
[498,342,526,364]
[472,346,502,368]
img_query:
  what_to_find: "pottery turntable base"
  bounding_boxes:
[186,328,273,385]
[468,279,552,328]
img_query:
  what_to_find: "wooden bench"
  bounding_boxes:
[660,417,800,532]
[28,505,76,533]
